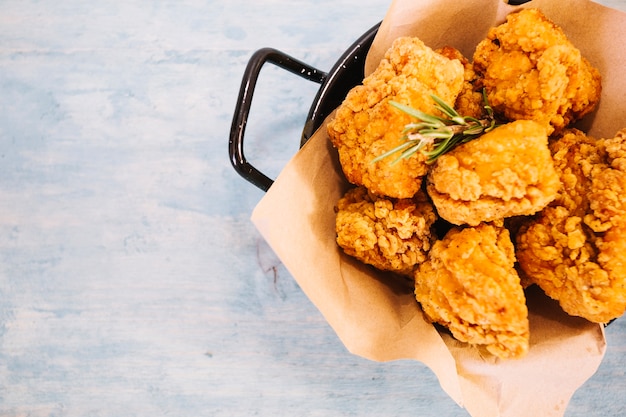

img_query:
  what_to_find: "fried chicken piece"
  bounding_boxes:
[414,223,529,359]
[335,186,438,277]
[516,128,626,323]
[427,120,560,226]
[473,9,602,135]
[437,46,484,119]
[327,37,465,198]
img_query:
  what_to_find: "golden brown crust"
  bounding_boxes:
[327,37,465,198]
[437,46,485,120]
[427,120,560,226]
[335,186,438,277]
[516,128,626,323]
[473,8,602,135]
[414,223,529,359]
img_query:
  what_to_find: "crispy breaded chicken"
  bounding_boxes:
[414,223,529,359]
[516,128,626,323]
[473,9,601,135]
[437,46,484,120]
[335,186,438,277]
[427,120,560,226]
[327,37,465,198]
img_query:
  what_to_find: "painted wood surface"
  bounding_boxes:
[1,1,625,416]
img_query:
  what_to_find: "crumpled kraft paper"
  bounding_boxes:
[251,0,625,415]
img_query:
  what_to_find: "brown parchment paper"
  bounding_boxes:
[251,0,626,415]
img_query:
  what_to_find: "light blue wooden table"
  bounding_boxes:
[1,1,625,416]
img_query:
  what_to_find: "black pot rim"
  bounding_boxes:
[300,22,380,146]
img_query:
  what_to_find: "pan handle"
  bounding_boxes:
[229,48,327,192]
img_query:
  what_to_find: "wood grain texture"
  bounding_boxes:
[0,1,625,416]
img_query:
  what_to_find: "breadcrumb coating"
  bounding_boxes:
[436,46,485,120]
[327,37,465,198]
[414,223,529,359]
[335,186,438,277]
[516,128,626,323]
[427,120,560,226]
[473,8,602,135]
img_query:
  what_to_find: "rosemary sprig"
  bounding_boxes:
[371,89,497,165]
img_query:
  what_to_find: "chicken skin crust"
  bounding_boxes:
[473,8,601,135]
[414,223,529,359]
[327,37,465,199]
[436,46,485,120]
[335,186,438,277]
[427,120,560,226]
[516,128,626,323]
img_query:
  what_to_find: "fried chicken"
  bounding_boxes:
[335,186,438,277]
[473,8,602,135]
[414,223,529,359]
[436,46,484,120]
[516,128,626,323]
[328,8,624,350]
[427,120,560,226]
[327,36,465,199]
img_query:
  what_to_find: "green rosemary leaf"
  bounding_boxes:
[403,122,432,133]
[424,135,457,158]
[463,116,482,125]
[431,94,459,119]
[376,89,498,165]
[389,101,445,126]
[463,125,485,135]
[370,140,415,164]
[395,144,422,164]
[417,128,454,139]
